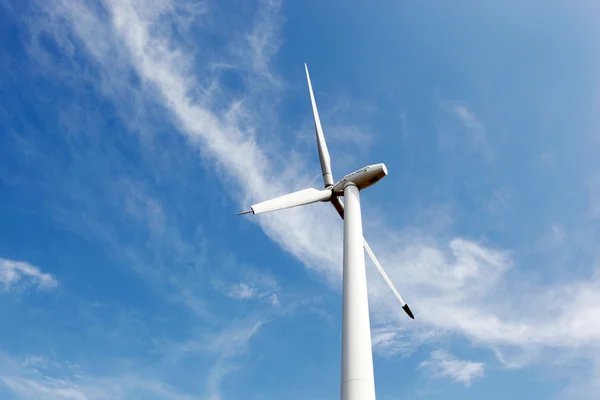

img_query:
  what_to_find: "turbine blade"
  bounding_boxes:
[305,63,334,188]
[329,198,415,319]
[363,238,414,319]
[241,188,332,215]
[331,196,345,219]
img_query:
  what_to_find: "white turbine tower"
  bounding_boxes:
[238,64,414,400]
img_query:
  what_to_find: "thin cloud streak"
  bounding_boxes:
[226,282,280,306]
[419,350,484,387]
[437,100,494,162]
[0,258,58,291]
[0,352,195,400]
[164,317,267,399]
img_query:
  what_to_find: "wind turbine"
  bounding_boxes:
[238,64,414,400]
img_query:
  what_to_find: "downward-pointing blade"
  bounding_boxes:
[239,188,332,215]
[363,238,415,319]
[329,198,414,319]
[305,63,334,188]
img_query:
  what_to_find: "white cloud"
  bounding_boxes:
[1,377,90,400]
[0,352,195,400]
[211,254,282,307]
[241,0,283,85]
[0,373,196,400]
[453,105,485,139]
[226,282,280,306]
[164,318,266,399]
[227,283,257,299]
[371,326,441,357]
[0,258,58,291]
[437,100,493,162]
[203,321,266,399]
[419,350,484,387]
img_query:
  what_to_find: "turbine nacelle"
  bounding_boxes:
[332,163,388,195]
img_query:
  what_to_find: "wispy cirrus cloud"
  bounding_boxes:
[240,0,283,85]
[0,352,194,400]
[371,325,440,357]
[203,324,263,400]
[0,258,58,291]
[419,349,484,387]
[452,105,486,142]
[1,377,90,400]
[436,100,494,162]
[164,317,267,400]
[214,257,281,306]
[226,282,280,306]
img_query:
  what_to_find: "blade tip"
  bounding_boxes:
[402,304,415,319]
[237,209,254,216]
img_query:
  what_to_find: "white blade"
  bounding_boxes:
[305,63,334,188]
[363,238,414,319]
[330,198,414,319]
[239,188,332,215]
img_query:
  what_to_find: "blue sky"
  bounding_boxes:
[1,0,600,399]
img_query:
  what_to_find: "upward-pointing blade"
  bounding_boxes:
[239,188,332,215]
[305,63,334,188]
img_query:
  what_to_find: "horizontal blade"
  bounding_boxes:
[240,188,332,215]
[305,63,334,188]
